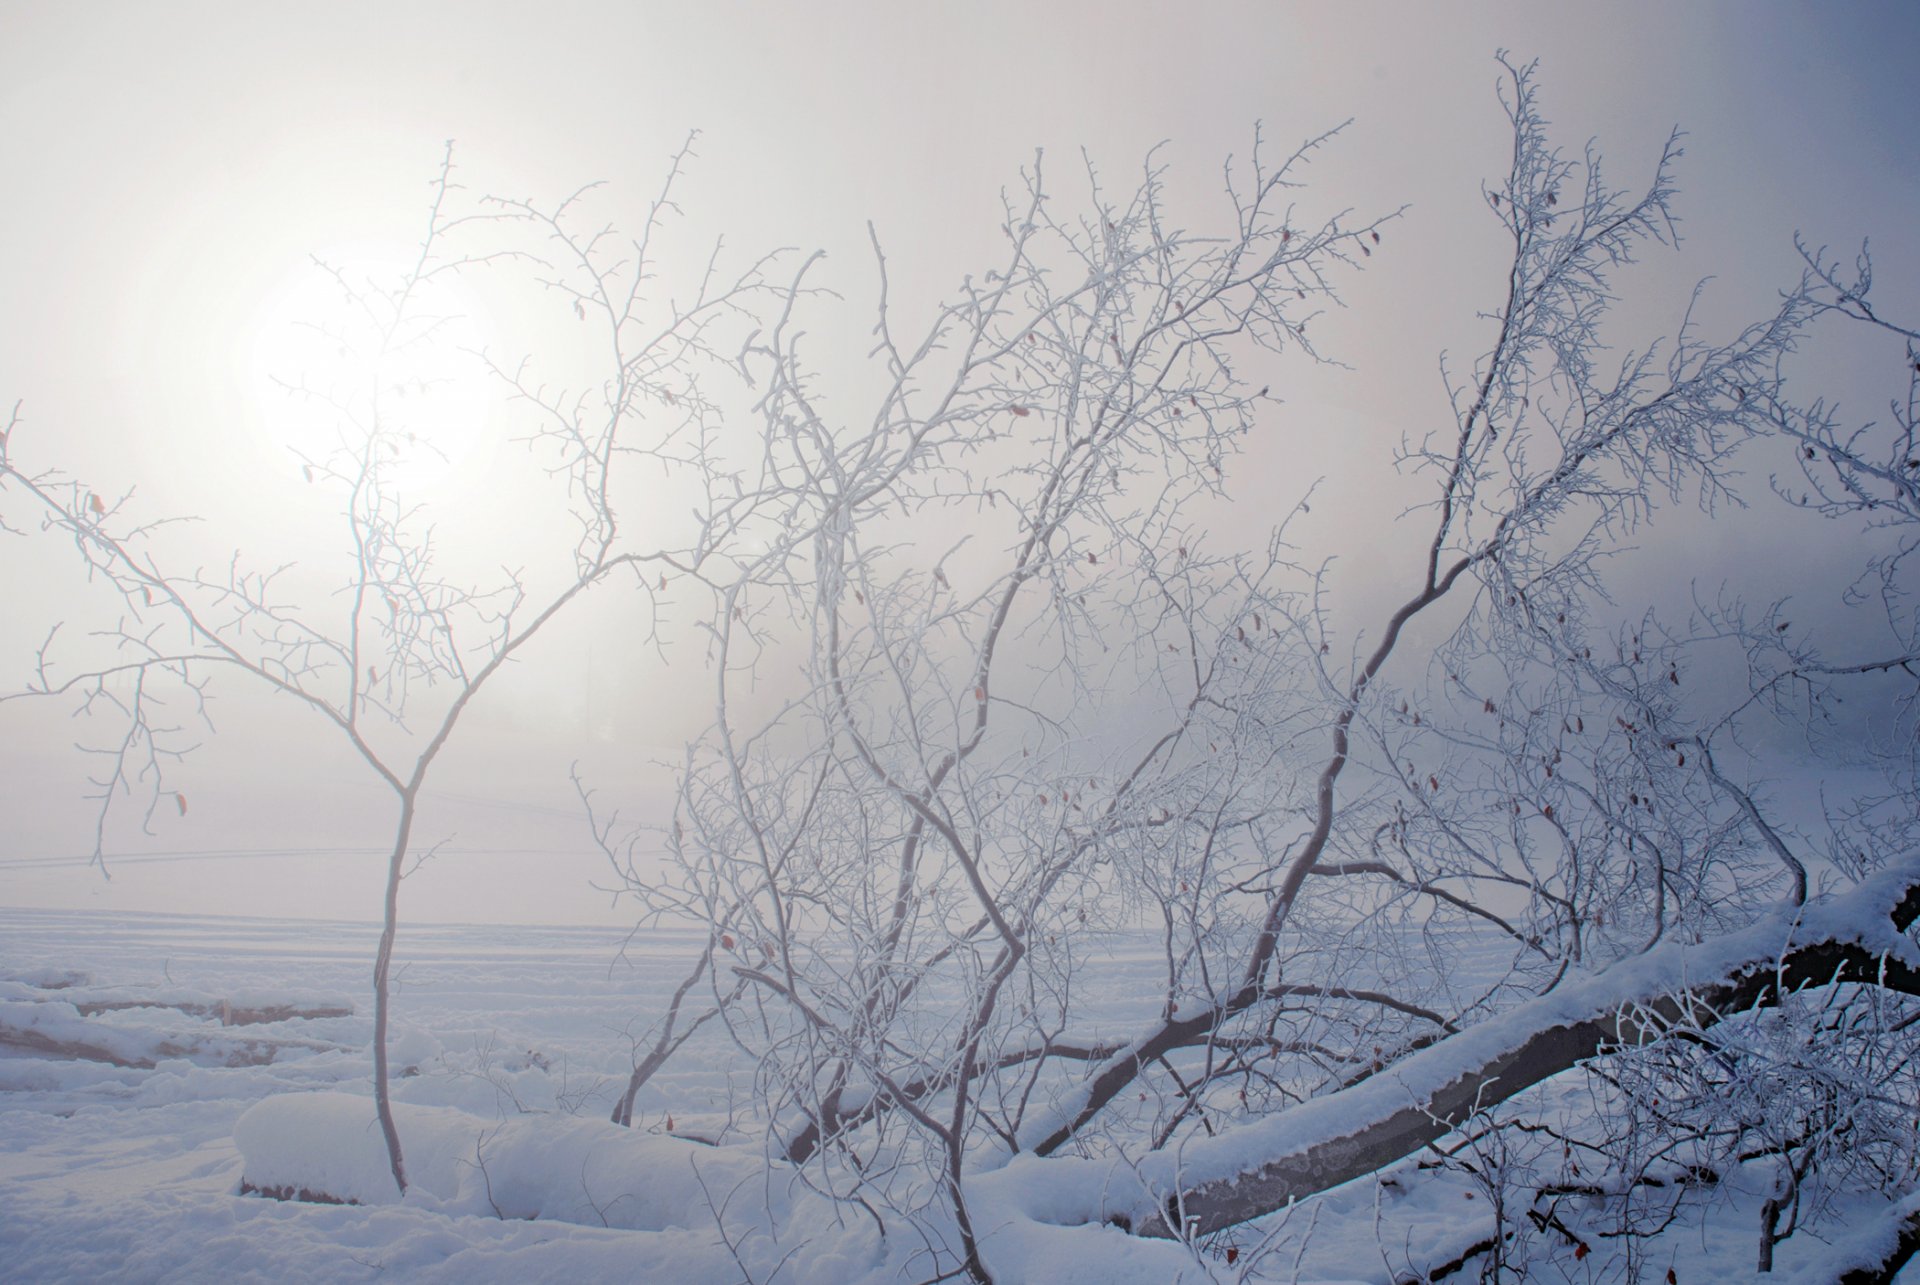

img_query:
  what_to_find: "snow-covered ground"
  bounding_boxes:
[1,907,1910,1283]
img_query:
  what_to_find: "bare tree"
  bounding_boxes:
[584,57,1920,1281]
[0,140,787,1197]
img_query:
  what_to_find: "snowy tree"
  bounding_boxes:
[0,141,794,1197]
[588,57,1920,1279]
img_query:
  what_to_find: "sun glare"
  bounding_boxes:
[243,248,499,496]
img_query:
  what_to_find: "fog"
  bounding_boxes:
[2,1,1915,922]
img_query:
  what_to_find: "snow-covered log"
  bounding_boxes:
[0,997,346,1069]
[987,858,1920,1239]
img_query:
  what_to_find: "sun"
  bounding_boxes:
[243,245,500,496]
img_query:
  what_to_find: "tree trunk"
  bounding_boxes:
[1010,861,1920,1238]
[370,791,418,1196]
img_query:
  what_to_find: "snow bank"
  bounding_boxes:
[235,1093,478,1204]
[232,1092,1217,1281]
[237,1092,773,1228]
[1780,1185,1920,1285]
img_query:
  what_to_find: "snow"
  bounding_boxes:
[3,902,1917,1282]
[1783,1186,1920,1285]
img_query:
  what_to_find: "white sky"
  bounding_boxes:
[2,1,1916,923]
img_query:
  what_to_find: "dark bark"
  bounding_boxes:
[1109,863,1920,1237]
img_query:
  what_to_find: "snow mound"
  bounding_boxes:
[0,996,343,1070]
[236,1093,482,1205]
[230,1093,1250,1281]
[235,1091,772,1229]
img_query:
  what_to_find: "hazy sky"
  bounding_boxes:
[3,2,1916,923]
